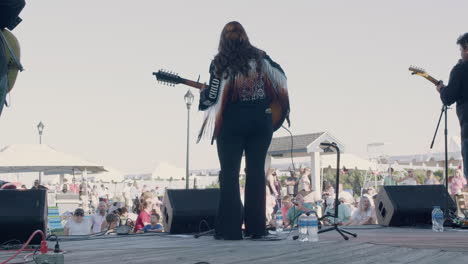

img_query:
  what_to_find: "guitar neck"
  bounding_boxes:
[424,75,440,86]
[179,78,207,90]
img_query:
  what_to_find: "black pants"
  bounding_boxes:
[215,102,273,239]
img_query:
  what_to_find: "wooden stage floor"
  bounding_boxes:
[2,226,468,264]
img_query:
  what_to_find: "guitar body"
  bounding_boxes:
[270,99,286,131]
[2,29,21,93]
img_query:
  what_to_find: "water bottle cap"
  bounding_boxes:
[433,206,440,209]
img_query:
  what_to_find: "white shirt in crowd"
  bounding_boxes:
[350,207,376,223]
[123,185,131,199]
[65,219,92,235]
[399,178,418,185]
[91,213,106,233]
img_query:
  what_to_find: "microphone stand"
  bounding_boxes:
[318,143,357,240]
[429,104,453,223]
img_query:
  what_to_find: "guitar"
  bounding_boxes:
[408,66,442,86]
[153,69,288,131]
[1,29,22,93]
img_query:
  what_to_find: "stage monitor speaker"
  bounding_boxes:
[375,185,456,226]
[162,188,219,234]
[0,189,48,244]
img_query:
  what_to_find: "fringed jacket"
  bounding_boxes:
[197,53,290,144]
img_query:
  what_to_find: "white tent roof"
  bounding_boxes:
[0,144,105,174]
[320,153,372,171]
[92,167,125,182]
[152,162,185,180]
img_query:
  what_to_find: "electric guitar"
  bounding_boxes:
[153,70,288,131]
[408,66,442,86]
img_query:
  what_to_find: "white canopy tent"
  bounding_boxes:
[320,153,373,171]
[0,144,105,183]
[91,167,125,183]
[152,162,185,180]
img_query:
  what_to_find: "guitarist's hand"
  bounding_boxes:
[436,82,444,93]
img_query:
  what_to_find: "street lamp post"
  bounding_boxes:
[184,90,194,189]
[37,122,44,144]
[37,121,45,184]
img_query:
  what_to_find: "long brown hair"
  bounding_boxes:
[213,21,264,79]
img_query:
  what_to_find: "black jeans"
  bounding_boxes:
[215,102,273,239]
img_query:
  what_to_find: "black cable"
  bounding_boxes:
[198,219,211,233]
[281,125,296,172]
[1,239,23,250]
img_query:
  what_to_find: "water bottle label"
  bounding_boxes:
[310,220,318,227]
[299,219,307,227]
[276,215,283,220]
[433,213,444,220]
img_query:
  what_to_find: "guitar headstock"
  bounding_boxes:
[408,65,428,77]
[153,70,182,86]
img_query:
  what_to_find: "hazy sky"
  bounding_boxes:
[1,0,467,173]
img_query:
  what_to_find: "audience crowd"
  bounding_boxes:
[3,165,467,236]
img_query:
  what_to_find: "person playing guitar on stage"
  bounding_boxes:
[436,33,468,182]
[198,21,290,240]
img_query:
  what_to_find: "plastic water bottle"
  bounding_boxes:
[315,201,323,218]
[307,212,319,242]
[298,213,309,242]
[432,206,444,232]
[275,211,283,233]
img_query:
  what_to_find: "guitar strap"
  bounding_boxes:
[199,62,221,110]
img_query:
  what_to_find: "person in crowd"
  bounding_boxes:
[284,193,314,228]
[91,201,108,233]
[266,168,280,200]
[266,168,281,216]
[384,167,397,185]
[69,178,79,194]
[265,180,277,226]
[154,186,162,198]
[90,185,99,211]
[61,184,68,194]
[117,207,133,227]
[424,170,440,185]
[100,213,120,233]
[398,169,420,185]
[64,208,92,235]
[131,182,140,200]
[136,213,163,233]
[322,181,335,202]
[123,182,133,209]
[98,184,107,200]
[31,179,39,189]
[104,187,111,200]
[363,187,377,197]
[272,170,282,209]
[108,202,122,214]
[343,195,376,226]
[280,195,293,223]
[134,198,153,232]
[450,169,467,195]
[323,192,353,225]
[285,171,298,197]
[298,166,312,192]
[79,182,90,214]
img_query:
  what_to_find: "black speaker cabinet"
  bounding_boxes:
[162,189,219,234]
[375,185,456,226]
[0,189,48,244]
